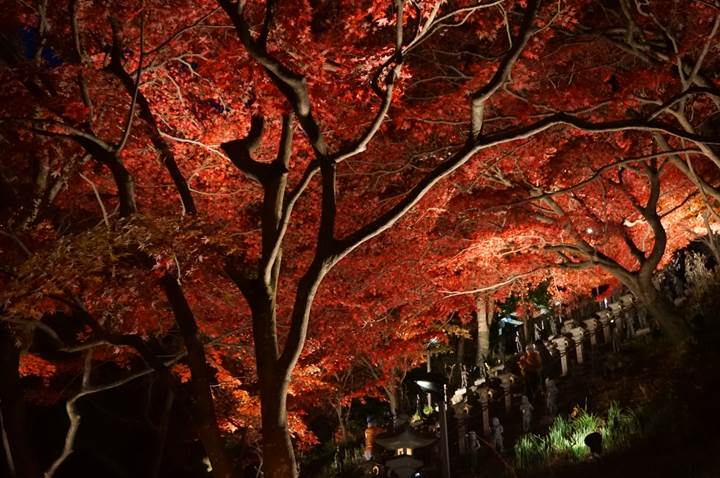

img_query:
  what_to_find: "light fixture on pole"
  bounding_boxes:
[424,338,440,409]
[411,372,451,478]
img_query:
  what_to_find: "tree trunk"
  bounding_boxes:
[149,378,174,478]
[160,276,234,478]
[243,286,300,478]
[333,404,347,444]
[456,335,465,364]
[258,377,296,478]
[106,158,137,217]
[0,323,39,478]
[630,278,690,344]
[475,294,492,366]
[386,385,399,421]
[105,31,197,215]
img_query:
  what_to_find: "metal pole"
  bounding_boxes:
[426,351,432,408]
[439,386,451,478]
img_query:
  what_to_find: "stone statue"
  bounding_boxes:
[515,330,523,354]
[466,431,481,469]
[520,395,534,433]
[460,365,469,389]
[491,417,504,453]
[545,378,558,416]
[549,317,558,336]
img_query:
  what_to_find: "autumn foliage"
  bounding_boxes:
[1,0,719,477]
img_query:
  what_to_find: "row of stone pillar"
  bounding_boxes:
[463,372,514,437]
[550,293,650,375]
[458,294,650,438]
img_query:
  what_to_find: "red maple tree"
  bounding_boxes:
[2,1,719,477]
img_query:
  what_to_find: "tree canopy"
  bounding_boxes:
[1,0,719,477]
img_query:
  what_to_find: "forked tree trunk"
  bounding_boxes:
[573,161,692,347]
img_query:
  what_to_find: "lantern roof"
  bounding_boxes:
[375,428,435,450]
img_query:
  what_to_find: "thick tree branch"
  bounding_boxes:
[216,0,327,156]
[107,17,197,214]
[111,16,145,155]
[261,114,293,287]
[470,0,540,138]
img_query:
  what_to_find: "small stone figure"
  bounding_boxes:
[460,365,469,389]
[515,330,523,354]
[491,417,504,453]
[520,395,534,433]
[545,378,558,416]
[333,447,341,471]
[466,431,481,470]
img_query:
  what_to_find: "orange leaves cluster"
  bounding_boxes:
[18,353,57,383]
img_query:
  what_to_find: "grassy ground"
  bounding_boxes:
[512,329,720,478]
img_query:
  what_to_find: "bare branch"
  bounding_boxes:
[442,266,551,297]
[144,7,222,57]
[79,173,110,228]
[503,148,703,208]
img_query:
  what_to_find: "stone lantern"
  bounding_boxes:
[375,428,435,478]
[551,337,570,376]
[451,399,471,455]
[561,319,577,335]
[569,327,586,365]
[583,318,599,347]
[596,310,611,343]
[478,386,491,437]
[498,373,514,413]
[619,294,635,307]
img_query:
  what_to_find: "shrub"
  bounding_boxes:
[514,403,642,470]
